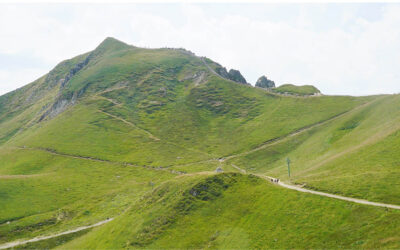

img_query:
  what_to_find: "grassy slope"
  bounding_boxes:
[0,37,399,248]
[60,173,400,249]
[4,38,370,163]
[0,52,89,145]
[229,94,400,204]
[273,83,320,95]
[0,146,174,244]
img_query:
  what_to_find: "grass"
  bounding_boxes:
[0,146,174,243]
[13,228,91,250]
[59,173,400,249]
[0,37,399,249]
[273,83,320,95]
[229,94,400,204]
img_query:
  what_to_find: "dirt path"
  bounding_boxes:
[296,118,400,176]
[277,180,400,209]
[16,146,184,175]
[0,218,113,249]
[222,99,377,162]
[250,174,400,210]
[231,164,246,173]
[228,163,400,210]
[0,174,48,179]
[98,110,210,157]
[95,96,122,106]
[98,109,160,141]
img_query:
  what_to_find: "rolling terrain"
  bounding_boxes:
[0,37,399,248]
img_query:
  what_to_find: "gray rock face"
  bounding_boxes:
[207,60,248,85]
[255,76,275,88]
[215,66,230,79]
[228,69,248,84]
[39,53,93,122]
[212,64,248,85]
[39,92,77,121]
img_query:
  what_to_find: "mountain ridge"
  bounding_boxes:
[0,37,399,249]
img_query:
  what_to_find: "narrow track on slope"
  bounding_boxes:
[230,164,400,210]
[98,109,160,141]
[16,146,184,175]
[274,180,400,210]
[222,99,378,162]
[98,109,212,157]
[0,218,114,249]
[0,174,49,179]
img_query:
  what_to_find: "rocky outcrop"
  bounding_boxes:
[227,69,248,85]
[60,54,92,88]
[255,76,275,89]
[201,58,248,85]
[39,93,77,121]
[215,67,248,85]
[215,66,230,79]
[39,53,93,122]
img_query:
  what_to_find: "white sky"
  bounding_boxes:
[0,3,399,96]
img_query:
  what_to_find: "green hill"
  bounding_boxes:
[0,37,399,249]
[273,84,321,95]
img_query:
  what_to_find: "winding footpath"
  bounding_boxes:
[277,181,400,210]
[228,164,400,210]
[223,100,377,162]
[0,218,113,249]
[254,173,400,210]
[16,146,185,175]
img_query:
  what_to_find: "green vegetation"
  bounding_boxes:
[60,174,400,249]
[13,229,90,250]
[228,94,400,204]
[0,37,399,249]
[273,83,321,95]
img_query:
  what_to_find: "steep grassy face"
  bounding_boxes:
[0,52,89,145]
[273,84,320,95]
[3,38,370,164]
[0,37,398,249]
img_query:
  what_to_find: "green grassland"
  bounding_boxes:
[273,83,321,95]
[228,94,400,204]
[59,174,400,249]
[0,146,174,244]
[0,37,399,248]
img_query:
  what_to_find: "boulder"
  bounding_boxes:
[255,76,275,89]
[215,167,224,173]
[215,66,230,79]
[228,69,248,84]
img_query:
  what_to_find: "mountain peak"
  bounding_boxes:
[94,37,131,53]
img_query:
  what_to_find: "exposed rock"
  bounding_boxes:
[39,53,93,122]
[182,70,207,85]
[194,71,207,85]
[159,87,167,96]
[215,66,230,79]
[227,69,248,85]
[39,92,78,121]
[202,58,248,85]
[215,167,224,173]
[255,76,275,89]
[61,55,92,88]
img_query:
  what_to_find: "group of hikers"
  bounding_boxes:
[270,178,279,183]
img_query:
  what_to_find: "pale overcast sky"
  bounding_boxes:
[0,3,399,96]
